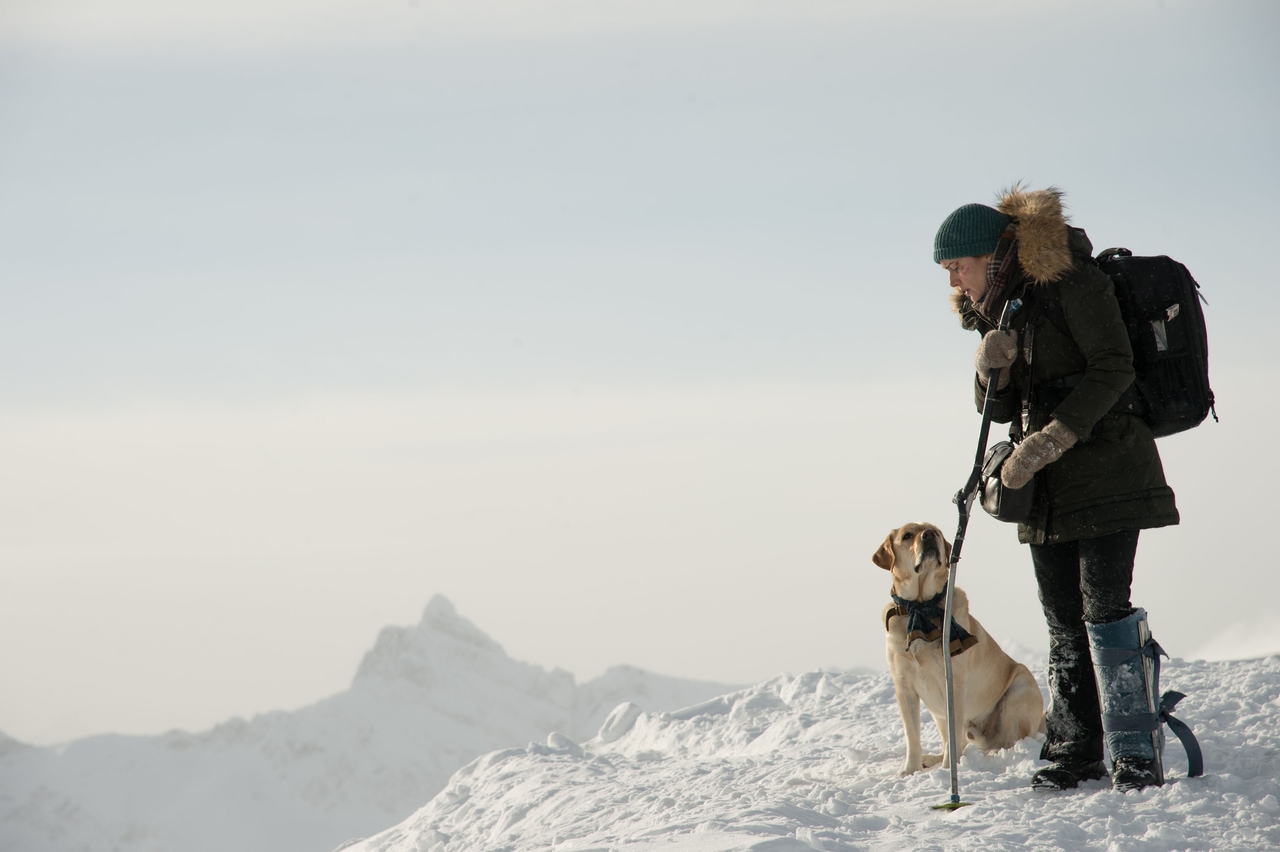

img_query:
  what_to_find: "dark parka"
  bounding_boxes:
[955,188,1179,545]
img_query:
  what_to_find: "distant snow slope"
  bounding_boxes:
[0,595,733,852]
[348,656,1280,852]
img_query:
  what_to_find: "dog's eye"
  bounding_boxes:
[901,532,914,542]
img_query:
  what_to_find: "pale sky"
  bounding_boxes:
[1,0,1278,745]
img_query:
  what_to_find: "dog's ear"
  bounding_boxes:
[872,534,895,570]
[942,535,953,567]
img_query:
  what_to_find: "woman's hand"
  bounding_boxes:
[975,329,1018,390]
[1001,420,1079,489]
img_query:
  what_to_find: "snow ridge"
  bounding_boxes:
[349,656,1280,852]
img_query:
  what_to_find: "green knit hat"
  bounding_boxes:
[933,203,1011,263]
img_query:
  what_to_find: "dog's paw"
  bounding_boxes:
[898,763,922,777]
[922,753,944,769]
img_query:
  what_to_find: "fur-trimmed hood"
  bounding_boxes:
[948,184,1076,322]
[997,184,1073,284]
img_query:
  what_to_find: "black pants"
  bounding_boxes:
[1030,529,1139,763]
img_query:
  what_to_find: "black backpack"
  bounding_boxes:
[1041,246,1216,438]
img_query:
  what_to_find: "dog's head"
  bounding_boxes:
[872,522,952,601]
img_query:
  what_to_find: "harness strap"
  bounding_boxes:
[884,605,909,633]
[884,587,978,657]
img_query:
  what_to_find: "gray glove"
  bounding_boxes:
[975,330,1018,390]
[1001,420,1079,489]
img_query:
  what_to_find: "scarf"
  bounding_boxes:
[974,224,1022,321]
[886,585,978,657]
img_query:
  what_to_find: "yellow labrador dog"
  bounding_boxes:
[874,522,1044,776]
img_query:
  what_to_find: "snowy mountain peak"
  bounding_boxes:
[422,593,457,621]
[352,595,505,687]
[419,595,503,652]
[0,598,736,852]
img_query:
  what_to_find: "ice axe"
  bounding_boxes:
[931,299,1016,812]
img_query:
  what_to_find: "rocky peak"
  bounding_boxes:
[351,594,507,688]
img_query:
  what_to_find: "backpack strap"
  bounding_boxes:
[1036,278,1070,340]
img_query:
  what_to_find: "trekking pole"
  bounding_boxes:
[932,299,1016,812]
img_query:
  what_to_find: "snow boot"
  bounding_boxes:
[1031,759,1109,791]
[1087,608,1203,791]
[1111,756,1161,792]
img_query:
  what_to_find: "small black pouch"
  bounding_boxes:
[981,441,1035,523]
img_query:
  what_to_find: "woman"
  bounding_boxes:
[934,186,1178,792]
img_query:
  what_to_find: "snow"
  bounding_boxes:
[346,655,1280,852]
[6,596,1279,852]
[0,596,733,852]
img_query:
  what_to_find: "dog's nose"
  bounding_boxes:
[922,528,937,540]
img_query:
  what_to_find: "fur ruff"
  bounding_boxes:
[997,183,1073,284]
[947,183,1074,319]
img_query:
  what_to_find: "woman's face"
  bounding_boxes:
[940,255,990,303]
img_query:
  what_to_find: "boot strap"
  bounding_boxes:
[1093,637,1204,779]
[1090,640,1164,667]
[1158,691,1204,779]
[1101,711,1160,733]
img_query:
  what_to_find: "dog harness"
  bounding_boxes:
[885,585,978,657]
